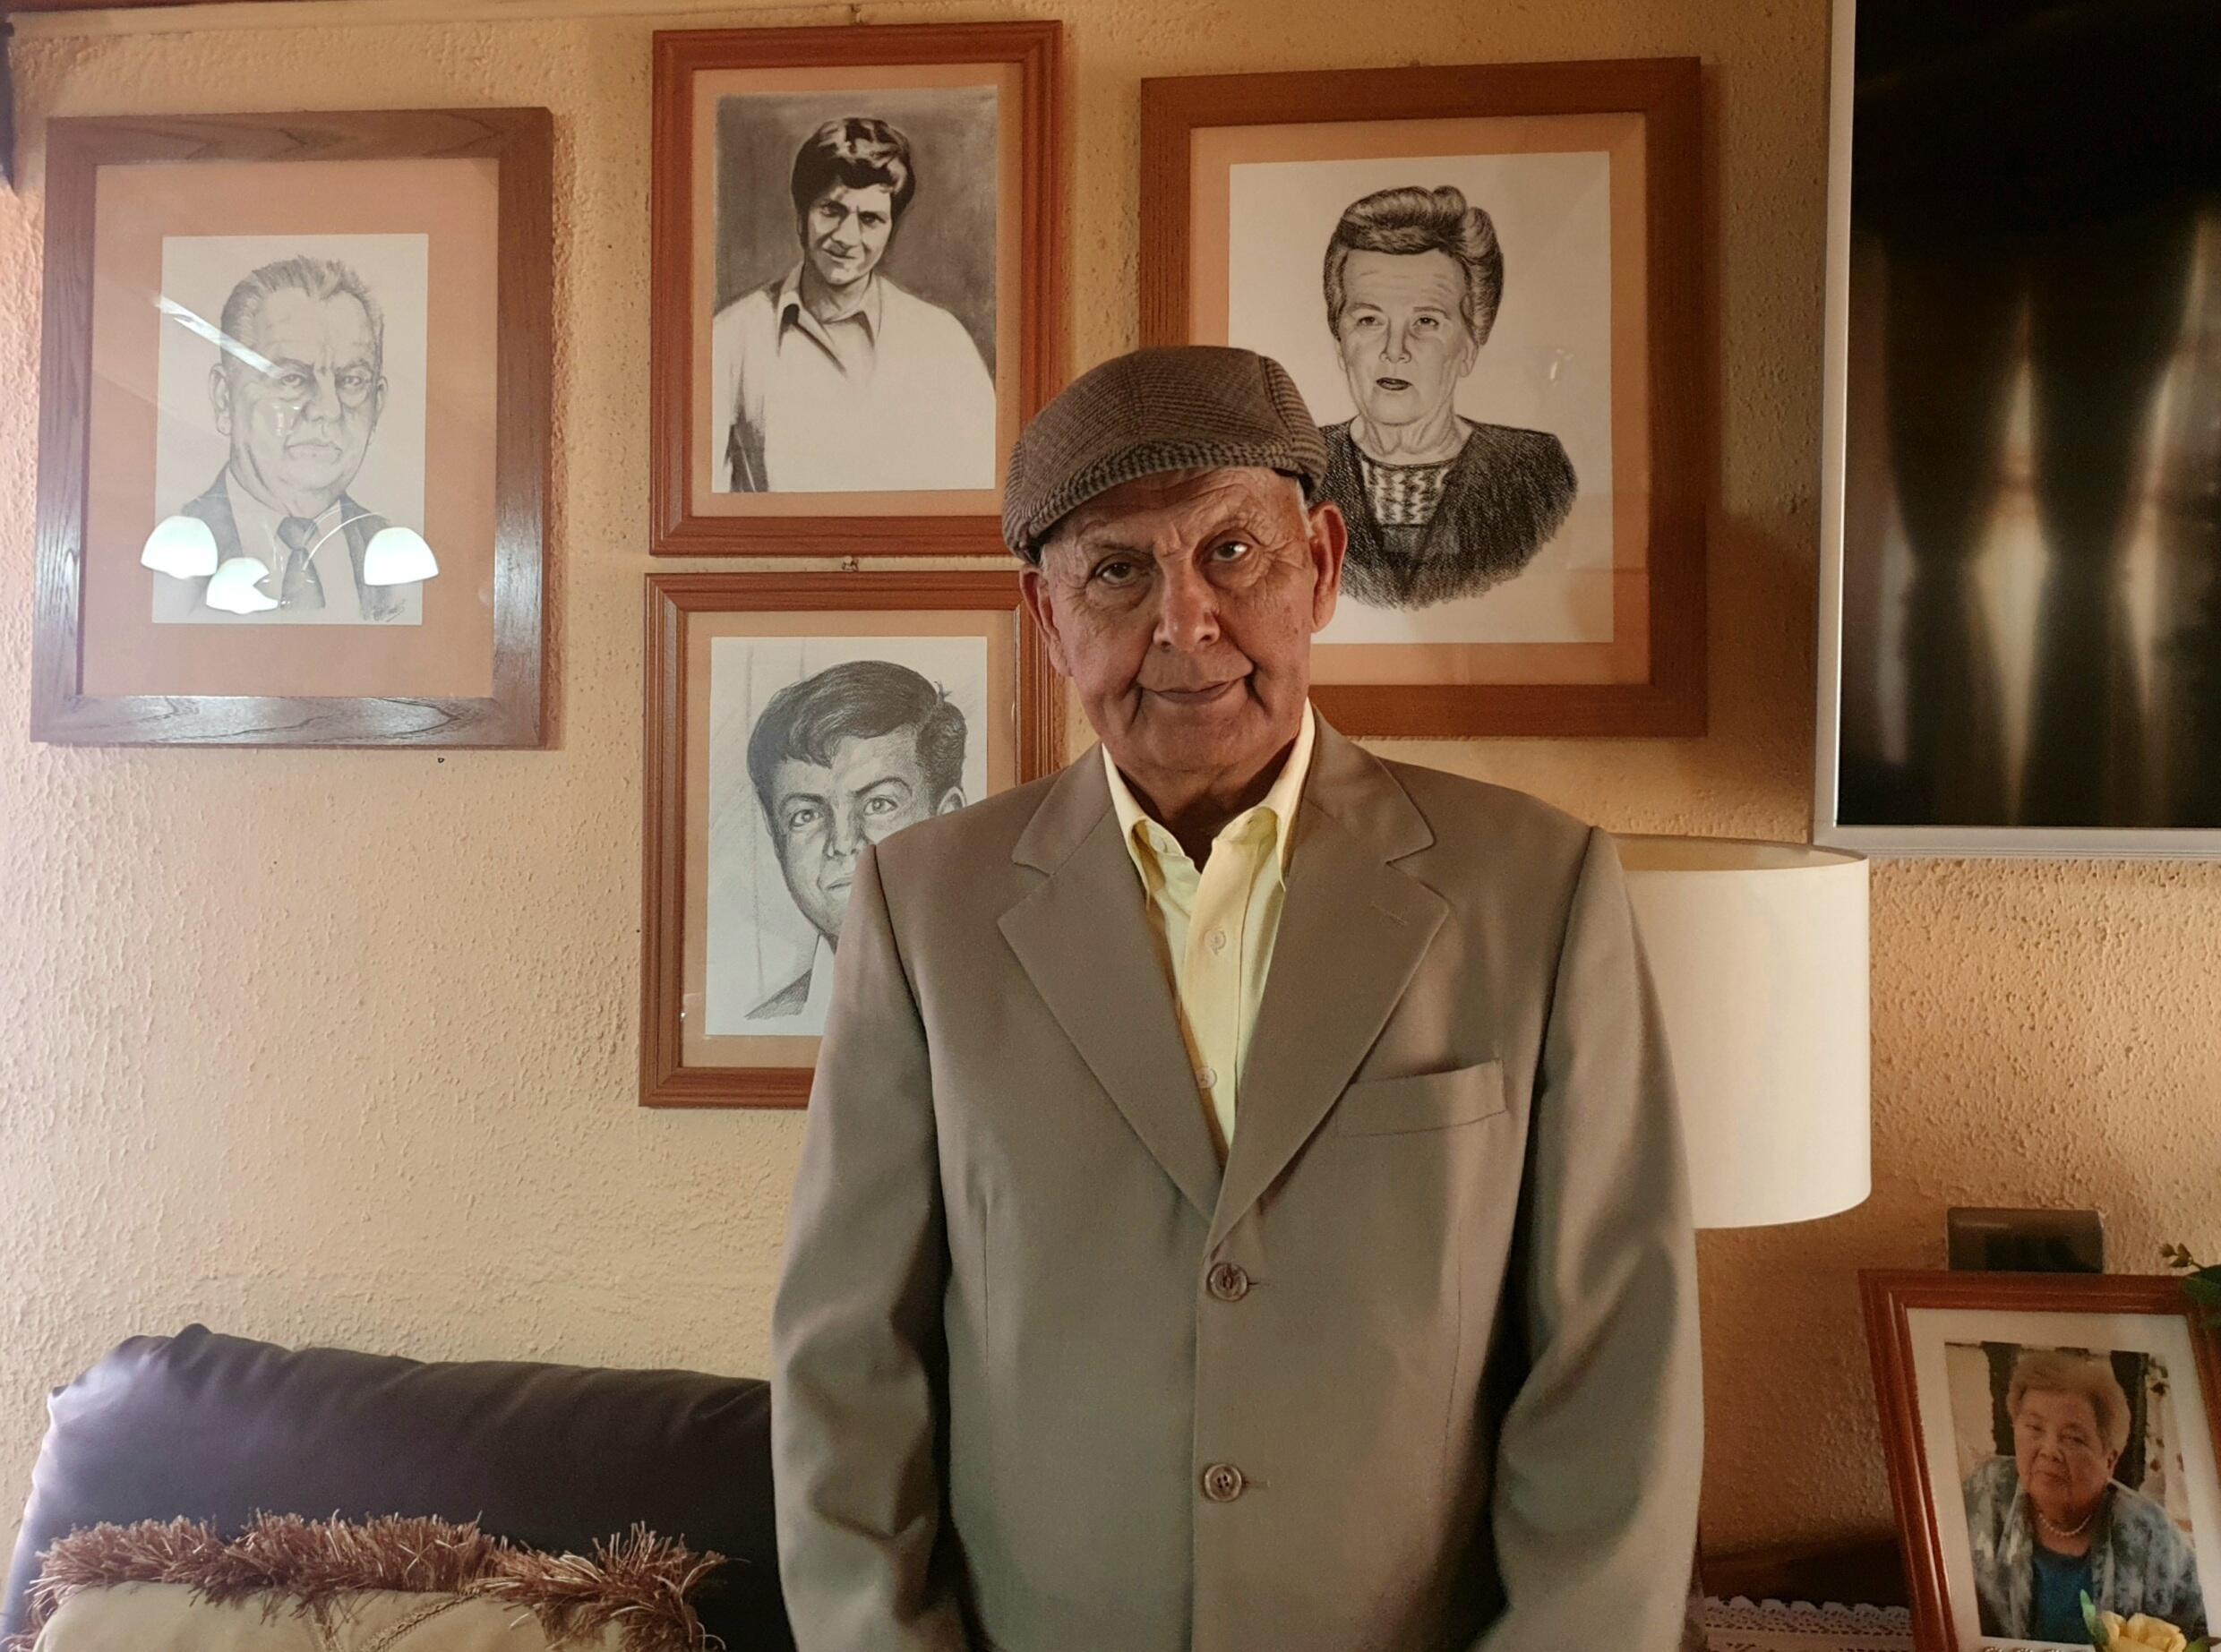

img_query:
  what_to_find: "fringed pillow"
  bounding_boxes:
[10,1514,724,1652]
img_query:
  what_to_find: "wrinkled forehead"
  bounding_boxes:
[237,287,379,366]
[1340,247,1467,312]
[1046,465,1306,561]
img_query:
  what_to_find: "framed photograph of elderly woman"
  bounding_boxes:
[1865,1271,2221,1651]
[29,108,551,747]
[649,21,1061,556]
[1141,58,1704,737]
[641,572,1058,1107]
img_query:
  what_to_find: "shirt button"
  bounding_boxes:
[1205,929,1230,954]
[1200,1462,1246,1502]
[1196,1066,1218,1091]
[1207,1263,1249,1302]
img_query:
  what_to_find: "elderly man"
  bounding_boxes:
[772,346,1702,1650]
[169,254,409,624]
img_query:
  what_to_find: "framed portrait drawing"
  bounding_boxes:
[1865,1271,2221,1650]
[649,21,1061,555]
[1816,1,2221,857]
[30,108,551,748]
[641,571,1057,1107]
[1141,58,1704,738]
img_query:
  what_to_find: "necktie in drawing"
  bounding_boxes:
[277,516,326,611]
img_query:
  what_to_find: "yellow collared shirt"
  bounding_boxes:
[1104,705,1316,1155]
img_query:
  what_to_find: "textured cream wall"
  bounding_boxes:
[5,0,2211,1573]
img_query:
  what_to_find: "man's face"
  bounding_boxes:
[801,184,895,294]
[211,287,385,517]
[768,727,963,943]
[1334,249,1479,428]
[1022,467,1344,797]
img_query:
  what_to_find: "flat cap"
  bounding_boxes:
[1002,346,1329,561]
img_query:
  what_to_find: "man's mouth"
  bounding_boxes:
[287,441,342,461]
[1374,376,1412,392]
[1146,680,1241,707]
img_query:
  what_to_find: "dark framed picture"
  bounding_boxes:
[1140,58,1704,739]
[1815,0,2221,856]
[1865,1271,2221,1649]
[30,108,552,748]
[649,21,1061,555]
[641,571,1057,1107]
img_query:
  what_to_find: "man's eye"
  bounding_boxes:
[1211,541,1253,562]
[1093,560,1138,585]
[864,796,898,816]
[1351,314,1381,330]
[338,372,370,393]
[785,806,820,831]
[1414,315,1441,330]
[861,213,885,228]
[272,372,311,395]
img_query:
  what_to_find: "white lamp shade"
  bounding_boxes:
[202,557,279,614]
[1615,835,1871,1230]
[140,515,220,578]
[360,526,438,586]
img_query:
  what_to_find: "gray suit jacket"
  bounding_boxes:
[772,720,1702,1651]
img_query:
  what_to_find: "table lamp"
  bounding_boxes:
[1614,835,1872,1230]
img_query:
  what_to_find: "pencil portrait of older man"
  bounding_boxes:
[161,253,416,625]
[773,346,1702,1649]
[711,114,998,496]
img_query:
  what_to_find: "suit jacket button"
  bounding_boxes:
[1206,1263,1250,1302]
[1200,1462,1246,1502]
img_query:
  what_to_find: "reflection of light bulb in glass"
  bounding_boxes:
[361,526,438,586]
[203,557,279,613]
[141,515,220,578]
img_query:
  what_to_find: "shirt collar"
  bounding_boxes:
[222,473,344,562]
[1104,703,1316,878]
[776,261,883,345]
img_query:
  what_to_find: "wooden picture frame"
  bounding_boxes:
[641,571,1058,1108]
[649,21,1061,556]
[1863,1270,2221,1649]
[1140,59,1705,739]
[30,107,552,748]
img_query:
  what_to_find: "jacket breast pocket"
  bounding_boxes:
[1335,1059,1507,1136]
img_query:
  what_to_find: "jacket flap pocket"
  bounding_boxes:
[1336,1060,1507,1136]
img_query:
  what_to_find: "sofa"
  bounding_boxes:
[1,1326,793,1650]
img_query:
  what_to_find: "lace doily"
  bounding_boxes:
[1699,1596,1916,1651]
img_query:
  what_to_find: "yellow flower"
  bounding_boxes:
[2099,1612,2190,1652]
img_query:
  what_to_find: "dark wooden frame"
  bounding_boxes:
[1862,1269,2221,1650]
[641,570,1059,1108]
[1139,58,1707,739]
[648,21,1062,556]
[28,107,553,747]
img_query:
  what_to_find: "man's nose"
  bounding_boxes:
[825,809,863,858]
[304,370,343,422]
[1384,321,1412,362]
[1153,562,1222,653]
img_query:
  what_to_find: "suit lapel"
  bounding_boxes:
[1207,725,1446,1253]
[999,754,1224,1222]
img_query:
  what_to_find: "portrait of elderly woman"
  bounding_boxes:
[711,112,997,495]
[1316,184,1578,612]
[1962,1348,2208,1640]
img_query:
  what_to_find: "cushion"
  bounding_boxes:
[34,1586,622,1651]
[0,1329,787,1651]
[15,1514,714,1650]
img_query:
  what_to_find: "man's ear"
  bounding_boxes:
[1306,498,1347,633]
[368,376,388,429]
[934,787,967,817]
[1019,564,1072,679]
[210,364,233,438]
